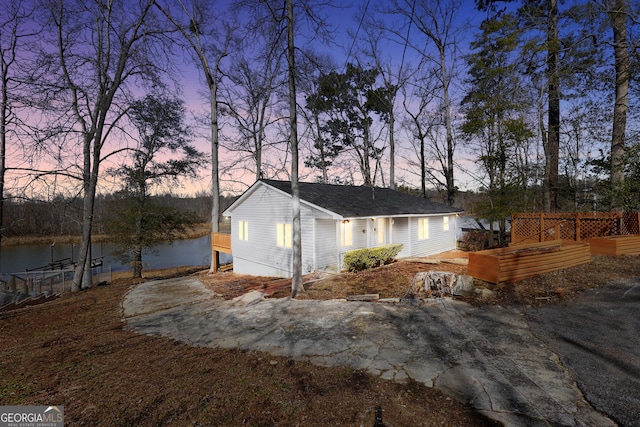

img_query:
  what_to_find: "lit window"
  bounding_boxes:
[238,220,248,241]
[340,221,353,247]
[377,218,386,244]
[443,216,449,231]
[418,218,429,240]
[277,223,292,248]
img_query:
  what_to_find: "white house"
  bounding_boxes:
[222,179,464,278]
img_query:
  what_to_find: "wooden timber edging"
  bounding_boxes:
[589,234,640,256]
[467,240,591,284]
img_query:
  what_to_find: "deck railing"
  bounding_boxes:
[212,232,232,253]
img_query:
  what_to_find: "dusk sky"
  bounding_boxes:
[176,0,485,196]
[4,0,590,201]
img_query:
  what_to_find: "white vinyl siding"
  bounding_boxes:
[410,215,458,257]
[226,181,460,276]
[227,184,327,277]
[393,217,411,257]
[315,219,338,272]
[227,186,294,277]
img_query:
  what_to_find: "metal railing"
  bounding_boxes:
[0,266,112,308]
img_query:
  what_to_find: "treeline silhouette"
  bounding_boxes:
[2,193,237,238]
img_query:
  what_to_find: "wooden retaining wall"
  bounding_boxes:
[589,235,640,256]
[467,240,591,284]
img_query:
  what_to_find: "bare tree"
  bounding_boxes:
[400,70,446,198]
[356,11,412,190]
[385,0,466,205]
[154,0,236,273]
[286,0,304,297]
[240,0,332,296]
[0,0,37,251]
[41,0,168,291]
[220,47,284,181]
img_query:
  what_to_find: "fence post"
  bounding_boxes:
[575,212,581,241]
[617,212,622,235]
[540,212,545,242]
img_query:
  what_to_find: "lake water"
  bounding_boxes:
[0,235,231,274]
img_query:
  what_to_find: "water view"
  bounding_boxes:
[0,235,231,274]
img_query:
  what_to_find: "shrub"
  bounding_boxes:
[343,244,403,272]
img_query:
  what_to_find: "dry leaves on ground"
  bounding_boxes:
[1,267,499,427]
[2,253,637,426]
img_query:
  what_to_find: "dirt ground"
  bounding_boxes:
[199,250,640,307]
[1,253,638,426]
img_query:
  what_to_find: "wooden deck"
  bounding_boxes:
[211,232,232,273]
[467,240,591,284]
[589,234,640,256]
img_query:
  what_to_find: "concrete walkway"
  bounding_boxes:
[122,277,614,427]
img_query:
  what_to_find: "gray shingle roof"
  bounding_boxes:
[261,179,463,217]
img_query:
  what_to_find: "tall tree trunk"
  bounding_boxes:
[545,0,560,212]
[389,98,395,190]
[209,78,220,239]
[609,0,628,210]
[133,191,145,279]
[537,88,547,210]
[420,132,427,198]
[152,2,225,273]
[313,112,329,183]
[205,56,225,273]
[0,59,7,254]
[255,140,262,181]
[72,132,94,291]
[439,43,455,206]
[363,123,373,186]
[132,246,142,278]
[287,0,304,297]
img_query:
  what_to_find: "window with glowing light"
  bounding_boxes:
[276,223,292,248]
[238,220,248,241]
[418,218,429,240]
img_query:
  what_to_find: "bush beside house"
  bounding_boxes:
[343,244,403,272]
